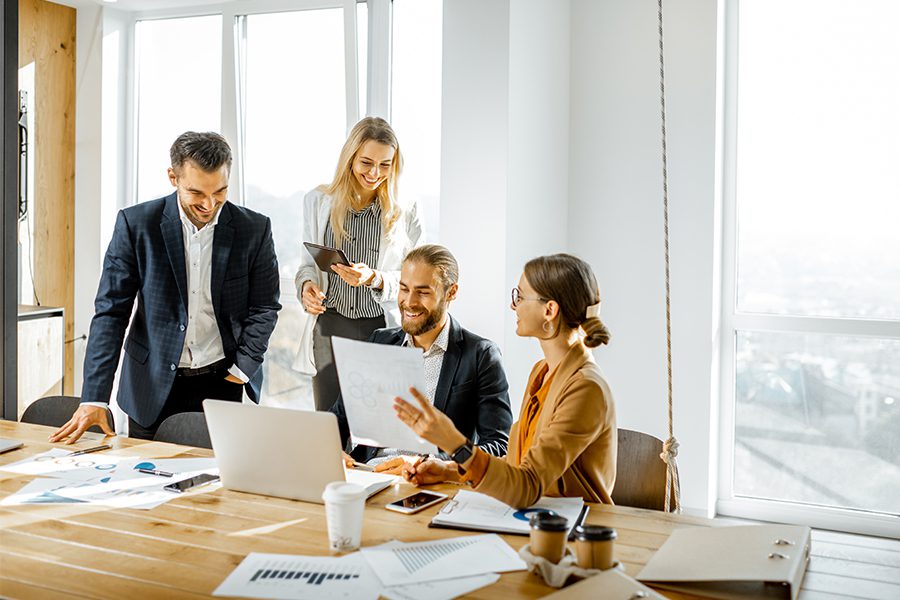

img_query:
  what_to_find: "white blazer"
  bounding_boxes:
[292,188,424,375]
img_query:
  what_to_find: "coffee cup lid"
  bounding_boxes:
[529,511,569,532]
[574,525,617,541]
[322,481,366,503]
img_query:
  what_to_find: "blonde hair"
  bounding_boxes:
[325,117,403,245]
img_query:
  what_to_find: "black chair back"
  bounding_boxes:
[153,412,212,449]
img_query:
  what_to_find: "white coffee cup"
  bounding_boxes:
[322,481,366,552]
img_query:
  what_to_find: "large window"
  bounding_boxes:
[390,0,442,241]
[722,0,900,535]
[239,7,351,408]
[134,15,222,202]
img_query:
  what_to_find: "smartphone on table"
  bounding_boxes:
[385,491,448,514]
[164,473,220,493]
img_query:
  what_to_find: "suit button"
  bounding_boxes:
[179,324,186,331]
[170,364,176,371]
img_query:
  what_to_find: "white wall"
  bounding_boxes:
[439,0,510,354]
[504,0,571,411]
[568,0,720,513]
[440,0,571,413]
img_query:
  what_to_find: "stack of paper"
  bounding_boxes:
[213,538,517,600]
[0,449,218,509]
[430,489,586,535]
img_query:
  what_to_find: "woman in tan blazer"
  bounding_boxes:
[394,253,616,508]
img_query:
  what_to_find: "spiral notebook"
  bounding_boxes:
[428,490,588,537]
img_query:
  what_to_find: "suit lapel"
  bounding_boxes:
[433,317,463,413]
[211,203,235,316]
[160,194,188,313]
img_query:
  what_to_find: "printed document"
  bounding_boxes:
[430,490,585,535]
[331,337,437,454]
[359,534,526,586]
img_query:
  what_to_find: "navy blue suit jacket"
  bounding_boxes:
[81,194,281,427]
[332,316,513,462]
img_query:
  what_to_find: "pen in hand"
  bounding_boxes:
[67,444,111,456]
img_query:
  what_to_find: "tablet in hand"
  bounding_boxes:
[304,242,352,272]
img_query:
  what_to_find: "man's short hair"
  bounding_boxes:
[404,244,459,290]
[170,131,233,174]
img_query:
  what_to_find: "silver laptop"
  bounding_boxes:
[203,400,395,504]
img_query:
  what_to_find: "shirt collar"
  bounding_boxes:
[402,317,451,355]
[177,197,223,234]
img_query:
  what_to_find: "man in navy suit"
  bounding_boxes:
[331,244,512,470]
[50,132,281,443]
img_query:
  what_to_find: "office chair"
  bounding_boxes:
[153,412,213,449]
[611,428,679,512]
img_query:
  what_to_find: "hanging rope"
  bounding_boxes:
[657,0,682,513]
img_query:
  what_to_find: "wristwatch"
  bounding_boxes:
[450,438,475,465]
[365,269,383,289]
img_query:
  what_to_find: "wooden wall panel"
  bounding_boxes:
[18,0,75,394]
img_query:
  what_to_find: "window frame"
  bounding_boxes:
[718,0,900,538]
[128,0,389,209]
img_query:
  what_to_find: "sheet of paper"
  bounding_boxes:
[54,465,220,508]
[331,337,437,454]
[0,476,167,509]
[213,551,381,600]
[344,468,399,498]
[0,452,220,510]
[382,572,500,600]
[107,458,218,484]
[359,534,525,586]
[0,478,89,505]
[0,449,137,482]
[431,490,585,535]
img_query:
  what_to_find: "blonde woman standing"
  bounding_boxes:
[295,117,423,411]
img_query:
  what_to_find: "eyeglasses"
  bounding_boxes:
[511,287,548,307]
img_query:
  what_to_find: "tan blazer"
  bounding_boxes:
[473,342,617,508]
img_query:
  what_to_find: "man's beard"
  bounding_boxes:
[400,299,447,337]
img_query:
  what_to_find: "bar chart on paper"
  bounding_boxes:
[392,538,477,574]
[213,553,381,600]
[360,534,526,586]
[249,560,361,585]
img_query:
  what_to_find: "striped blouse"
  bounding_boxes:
[323,202,383,319]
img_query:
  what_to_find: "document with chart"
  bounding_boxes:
[331,337,437,454]
[213,552,381,600]
[359,534,526,586]
[430,489,586,536]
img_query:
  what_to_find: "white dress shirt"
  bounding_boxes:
[177,201,248,382]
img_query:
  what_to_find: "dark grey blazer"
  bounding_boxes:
[331,316,513,462]
[80,193,281,427]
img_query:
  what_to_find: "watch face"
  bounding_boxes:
[453,442,473,464]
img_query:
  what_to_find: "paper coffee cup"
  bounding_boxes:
[322,481,366,552]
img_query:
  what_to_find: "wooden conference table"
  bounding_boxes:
[0,421,893,600]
